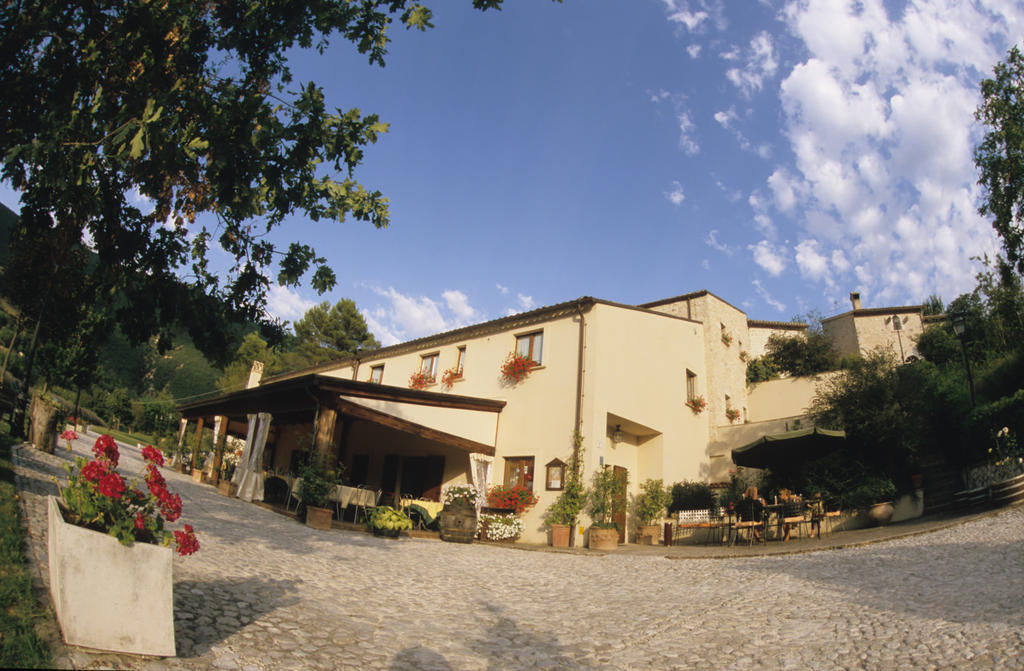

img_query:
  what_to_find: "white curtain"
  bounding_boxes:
[469,453,493,514]
[237,413,272,502]
[232,414,257,486]
[177,418,188,448]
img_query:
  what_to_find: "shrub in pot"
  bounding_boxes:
[586,467,626,550]
[367,506,412,538]
[634,479,670,544]
[298,459,337,529]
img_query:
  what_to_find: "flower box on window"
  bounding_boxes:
[500,351,537,383]
[686,395,707,413]
[440,366,462,389]
[408,370,434,390]
[725,408,741,423]
[721,332,733,346]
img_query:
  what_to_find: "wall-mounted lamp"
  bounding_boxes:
[612,424,623,443]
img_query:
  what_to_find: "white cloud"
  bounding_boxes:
[517,293,535,310]
[364,286,483,345]
[443,290,477,326]
[752,279,786,313]
[687,44,702,59]
[665,180,686,205]
[750,240,787,276]
[759,0,1019,304]
[265,285,316,324]
[794,239,830,282]
[726,31,777,97]
[714,107,738,129]
[702,258,711,270]
[662,0,709,31]
[705,229,735,255]
[496,283,509,295]
[677,112,700,154]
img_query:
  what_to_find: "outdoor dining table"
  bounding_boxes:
[400,498,443,529]
[336,485,377,509]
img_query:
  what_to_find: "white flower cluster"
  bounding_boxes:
[442,483,479,506]
[478,514,524,541]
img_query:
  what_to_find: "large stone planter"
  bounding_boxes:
[588,526,619,551]
[191,469,205,484]
[218,481,238,497]
[47,496,175,656]
[868,501,895,526]
[305,505,333,530]
[637,524,660,545]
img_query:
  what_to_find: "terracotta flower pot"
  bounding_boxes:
[550,523,571,548]
[191,469,205,484]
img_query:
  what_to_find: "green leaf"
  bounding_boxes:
[128,127,146,159]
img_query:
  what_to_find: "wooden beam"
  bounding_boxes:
[190,418,204,470]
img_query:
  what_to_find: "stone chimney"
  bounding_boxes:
[246,361,265,389]
[850,292,862,310]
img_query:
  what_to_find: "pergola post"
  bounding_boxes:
[313,405,338,467]
[211,415,228,485]
[190,418,204,471]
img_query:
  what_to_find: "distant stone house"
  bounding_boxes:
[822,291,943,363]
[179,288,934,543]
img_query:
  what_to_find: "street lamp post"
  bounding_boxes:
[951,316,976,408]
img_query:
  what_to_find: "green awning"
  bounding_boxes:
[731,427,846,469]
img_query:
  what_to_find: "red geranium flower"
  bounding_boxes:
[97,472,126,499]
[174,525,200,556]
[135,513,146,530]
[80,459,108,482]
[92,434,119,467]
[145,463,166,490]
[141,445,164,466]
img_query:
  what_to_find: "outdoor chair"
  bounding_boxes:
[284,477,303,513]
[701,508,728,545]
[353,487,381,524]
[731,499,766,546]
[781,499,809,541]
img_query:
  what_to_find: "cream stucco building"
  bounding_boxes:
[180,289,934,544]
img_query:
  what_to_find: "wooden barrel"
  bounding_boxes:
[440,503,477,543]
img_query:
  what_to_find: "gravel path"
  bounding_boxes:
[14,434,1024,670]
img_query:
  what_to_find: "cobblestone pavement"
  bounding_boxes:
[14,434,1024,670]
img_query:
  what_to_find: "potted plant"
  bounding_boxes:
[219,451,239,496]
[298,459,336,530]
[478,513,524,542]
[686,395,707,413]
[366,506,412,538]
[843,474,897,526]
[586,467,626,550]
[485,484,539,515]
[440,483,479,543]
[408,370,433,390]
[51,435,198,655]
[500,351,537,384]
[634,479,670,544]
[725,408,741,423]
[544,432,586,548]
[440,366,462,389]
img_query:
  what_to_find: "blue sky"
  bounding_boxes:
[5,0,1024,347]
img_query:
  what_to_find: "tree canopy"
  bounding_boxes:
[976,45,1024,276]
[292,298,380,364]
[0,0,541,364]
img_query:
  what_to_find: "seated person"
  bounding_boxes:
[779,489,804,541]
[807,492,825,538]
[737,486,765,541]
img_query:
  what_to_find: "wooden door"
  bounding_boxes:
[613,466,627,544]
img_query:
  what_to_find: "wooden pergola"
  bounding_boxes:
[177,373,505,485]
